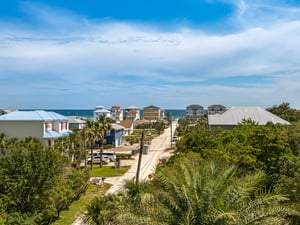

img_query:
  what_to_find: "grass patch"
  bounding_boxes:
[90,166,129,177]
[51,183,110,225]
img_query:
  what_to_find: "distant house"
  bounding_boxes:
[103,124,124,147]
[208,106,290,130]
[0,110,72,147]
[124,105,140,121]
[119,120,134,135]
[143,105,164,121]
[111,106,123,122]
[133,119,151,128]
[68,117,86,130]
[186,104,204,119]
[93,105,111,121]
[208,104,226,115]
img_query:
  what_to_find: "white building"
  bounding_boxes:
[111,106,123,122]
[68,117,86,130]
[93,105,111,121]
[0,110,72,147]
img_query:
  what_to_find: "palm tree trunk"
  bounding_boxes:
[90,141,93,169]
[100,142,103,168]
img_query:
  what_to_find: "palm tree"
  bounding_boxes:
[151,158,299,225]
[85,120,98,169]
[84,195,121,225]
[68,129,84,168]
[95,115,113,168]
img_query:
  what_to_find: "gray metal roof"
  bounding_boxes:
[208,106,290,125]
[68,117,86,124]
[0,110,68,121]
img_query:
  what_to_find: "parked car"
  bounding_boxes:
[102,151,116,162]
[87,155,109,164]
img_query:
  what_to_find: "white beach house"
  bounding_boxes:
[0,110,72,147]
[93,105,111,121]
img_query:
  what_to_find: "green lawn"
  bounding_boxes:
[90,165,129,177]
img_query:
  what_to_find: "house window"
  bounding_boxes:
[48,140,51,147]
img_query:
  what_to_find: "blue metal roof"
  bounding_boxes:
[0,110,68,121]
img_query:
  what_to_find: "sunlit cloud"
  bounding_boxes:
[0,0,300,109]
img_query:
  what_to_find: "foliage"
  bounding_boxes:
[267,102,300,123]
[86,157,298,225]
[0,137,90,224]
[135,121,166,134]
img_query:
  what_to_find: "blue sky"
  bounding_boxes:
[1,0,300,109]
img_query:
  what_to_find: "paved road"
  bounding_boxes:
[72,121,177,225]
[106,120,176,194]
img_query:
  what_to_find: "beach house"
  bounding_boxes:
[208,104,227,115]
[95,123,125,147]
[123,105,140,121]
[93,105,111,121]
[143,105,164,121]
[0,110,72,147]
[119,120,134,135]
[208,106,290,130]
[186,104,204,119]
[110,106,123,122]
[68,117,86,130]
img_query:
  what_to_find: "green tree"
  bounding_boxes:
[0,136,89,224]
[267,102,299,123]
[95,115,113,168]
[85,120,100,169]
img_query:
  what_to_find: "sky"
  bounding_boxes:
[1,0,300,110]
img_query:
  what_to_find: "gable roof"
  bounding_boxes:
[119,120,133,128]
[208,106,290,126]
[0,110,68,121]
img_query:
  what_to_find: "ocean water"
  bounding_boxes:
[45,109,186,120]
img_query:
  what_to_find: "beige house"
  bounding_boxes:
[0,110,72,147]
[124,105,140,121]
[143,105,164,121]
[119,120,134,135]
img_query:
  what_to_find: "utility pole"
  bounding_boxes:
[135,128,145,185]
[167,112,172,150]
